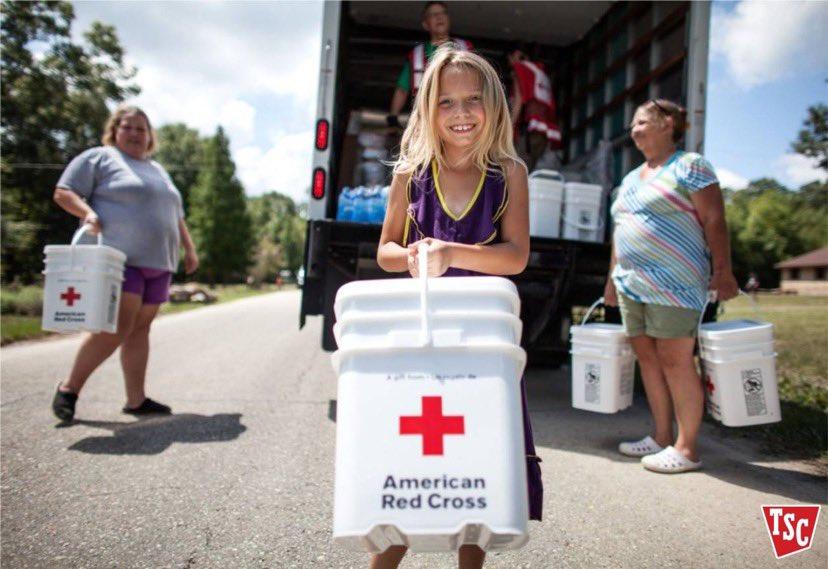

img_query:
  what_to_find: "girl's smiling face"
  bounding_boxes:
[436,65,486,151]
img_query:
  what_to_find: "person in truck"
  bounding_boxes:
[386,1,472,128]
[508,44,562,172]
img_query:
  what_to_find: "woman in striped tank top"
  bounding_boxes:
[376,46,535,569]
[605,99,738,474]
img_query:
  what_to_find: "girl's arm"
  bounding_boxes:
[415,161,530,276]
[178,218,199,275]
[690,183,738,301]
[53,187,101,234]
[377,172,413,273]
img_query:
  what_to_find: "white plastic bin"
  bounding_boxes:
[569,302,636,414]
[42,226,126,334]
[562,182,604,243]
[331,246,529,552]
[528,170,564,239]
[699,317,781,426]
[332,343,528,552]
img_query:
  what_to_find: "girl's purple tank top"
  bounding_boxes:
[404,161,508,276]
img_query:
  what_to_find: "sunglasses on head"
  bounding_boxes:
[649,99,670,116]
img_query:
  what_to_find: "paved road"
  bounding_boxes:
[2,291,825,568]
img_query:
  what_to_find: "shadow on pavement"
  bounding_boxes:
[66,413,246,455]
[525,367,827,504]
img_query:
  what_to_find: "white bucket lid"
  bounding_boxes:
[699,319,773,342]
[44,244,127,264]
[570,323,628,343]
[334,276,520,319]
[331,341,526,377]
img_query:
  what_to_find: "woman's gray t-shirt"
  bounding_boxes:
[57,146,184,272]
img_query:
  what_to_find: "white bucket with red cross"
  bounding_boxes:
[42,225,126,334]
[331,246,529,552]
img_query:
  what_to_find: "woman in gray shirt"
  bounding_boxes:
[51,105,199,422]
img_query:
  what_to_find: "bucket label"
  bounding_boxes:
[585,363,601,403]
[107,284,119,325]
[741,368,767,416]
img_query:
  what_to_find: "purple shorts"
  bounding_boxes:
[122,266,172,304]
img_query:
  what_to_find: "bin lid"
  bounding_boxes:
[334,276,520,318]
[570,323,628,343]
[699,319,773,342]
[44,244,127,264]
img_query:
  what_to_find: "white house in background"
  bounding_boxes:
[775,247,828,296]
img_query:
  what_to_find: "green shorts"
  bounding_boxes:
[617,293,701,338]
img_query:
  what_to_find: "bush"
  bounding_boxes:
[1,286,43,316]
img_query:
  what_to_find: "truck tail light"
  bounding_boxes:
[312,168,326,200]
[315,119,329,150]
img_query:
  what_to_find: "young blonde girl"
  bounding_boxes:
[375,45,541,569]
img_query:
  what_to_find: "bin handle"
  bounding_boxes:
[528,169,564,182]
[418,243,432,346]
[563,216,604,232]
[71,224,103,246]
[69,223,103,270]
[581,296,604,326]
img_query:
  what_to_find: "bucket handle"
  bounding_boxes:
[71,223,103,246]
[581,296,605,326]
[528,169,564,182]
[563,215,604,232]
[418,243,432,346]
[69,223,103,270]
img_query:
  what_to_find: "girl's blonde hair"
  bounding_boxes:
[102,104,156,154]
[394,45,522,177]
[635,99,688,143]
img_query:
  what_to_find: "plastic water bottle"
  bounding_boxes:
[351,186,368,223]
[337,187,355,221]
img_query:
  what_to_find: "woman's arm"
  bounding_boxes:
[178,218,199,274]
[690,183,738,301]
[603,241,618,306]
[377,173,413,273]
[53,187,101,234]
[415,161,530,277]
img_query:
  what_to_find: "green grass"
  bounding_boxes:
[0,315,50,344]
[1,283,294,345]
[713,294,828,466]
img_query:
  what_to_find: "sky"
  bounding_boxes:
[71,0,828,201]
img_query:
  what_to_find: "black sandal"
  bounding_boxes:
[122,398,172,415]
[52,385,78,422]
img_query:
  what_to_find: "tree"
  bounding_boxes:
[1,1,139,281]
[188,127,253,283]
[246,191,306,283]
[792,103,827,171]
[153,124,205,215]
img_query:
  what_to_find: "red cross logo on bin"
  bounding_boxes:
[60,287,82,307]
[704,374,715,395]
[399,396,465,456]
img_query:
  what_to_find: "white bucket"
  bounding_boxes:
[562,182,604,243]
[698,303,781,427]
[332,343,528,552]
[568,299,637,414]
[42,226,126,334]
[331,246,529,552]
[528,170,564,239]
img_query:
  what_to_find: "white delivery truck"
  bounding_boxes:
[301,1,712,364]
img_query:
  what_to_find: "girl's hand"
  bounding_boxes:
[83,212,102,235]
[183,248,199,275]
[407,238,453,277]
[709,270,739,302]
[603,279,618,307]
